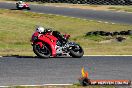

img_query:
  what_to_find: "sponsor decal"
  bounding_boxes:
[79,67,131,86]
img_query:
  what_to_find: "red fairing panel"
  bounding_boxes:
[23,3,29,7]
[37,33,58,57]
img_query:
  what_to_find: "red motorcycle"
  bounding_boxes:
[16,2,31,10]
[31,31,84,58]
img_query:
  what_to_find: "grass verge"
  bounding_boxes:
[108,6,132,12]
[0,9,132,56]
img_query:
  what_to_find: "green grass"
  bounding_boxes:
[0,9,132,56]
[108,6,132,12]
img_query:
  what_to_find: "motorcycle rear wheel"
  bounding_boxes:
[69,45,84,58]
[33,44,51,58]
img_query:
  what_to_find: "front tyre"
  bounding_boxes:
[27,7,31,10]
[69,44,84,58]
[16,6,22,10]
[33,44,51,58]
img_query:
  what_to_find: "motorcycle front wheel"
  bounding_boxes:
[33,44,51,58]
[16,7,22,10]
[27,7,31,10]
[69,44,84,58]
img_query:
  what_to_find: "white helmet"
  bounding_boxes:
[19,1,23,4]
[36,26,45,33]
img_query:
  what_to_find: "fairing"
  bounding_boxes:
[31,32,58,57]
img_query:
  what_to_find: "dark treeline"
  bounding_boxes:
[26,0,132,5]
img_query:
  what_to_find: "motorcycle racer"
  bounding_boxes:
[18,1,23,4]
[36,26,68,45]
[16,0,30,10]
[17,1,25,5]
[31,26,84,58]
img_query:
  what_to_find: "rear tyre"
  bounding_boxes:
[69,44,84,58]
[33,44,51,58]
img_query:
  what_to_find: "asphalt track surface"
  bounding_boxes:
[0,2,132,24]
[0,56,132,86]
